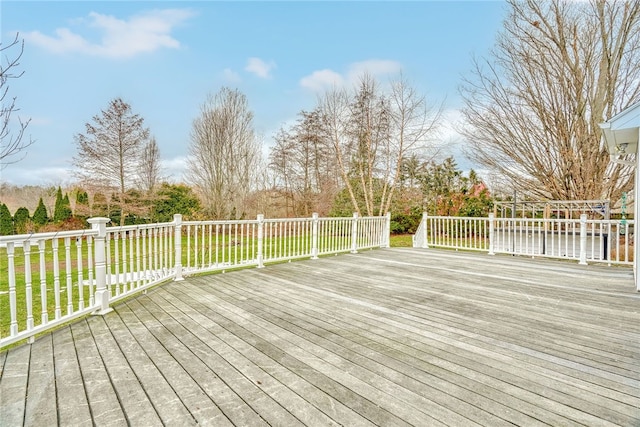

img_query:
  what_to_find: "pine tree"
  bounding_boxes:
[13,207,30,233]
[53,187,63,222]
[75,190,90,218]
[32,197,49,226]
[53,187,73,223]
[76,190,89,205]
[0,203,14,235]
[61,194,72,222]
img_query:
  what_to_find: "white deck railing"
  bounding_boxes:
[0,212,390,348]
[413,213,634,266]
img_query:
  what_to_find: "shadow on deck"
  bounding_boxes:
[1,248,639,426]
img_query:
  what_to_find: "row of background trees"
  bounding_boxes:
[2,0,639,236]
[10,68,484,236]
[0,153,488,236]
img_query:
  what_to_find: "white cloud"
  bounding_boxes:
[161,156,189,182]
[0,166,74,186]
[346,59,403,82]
[24,9,194,59]
[299,69,344,92]
[431,108,488,175]
[245,57,276,79]
[300,59,403,93]
[438,108,467,144]
[18,115,52,126]
[2,156,190,186]
[221,68,241,83]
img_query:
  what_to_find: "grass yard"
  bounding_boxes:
[389,234,414,247]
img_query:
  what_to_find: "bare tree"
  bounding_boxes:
[460,0,640,201]
[73,98,150,225]
[318,86,361,214]
[381,74,442,214]
[1,33,33,167]
[138,136,162,194]
[269,127,296,216]
[187,87,261,219]
[347,74,391,216]
[319,73,441,216]
[268,109,339,216]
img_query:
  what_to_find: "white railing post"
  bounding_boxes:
[632,221,638,287]
[351,212,359,254]
[488,213,495,255]
[579,214,588,265]
[88,217,113,315]
[383,212,391,248]
[422,213,429,249]
[257,214,265,268]
[174,214,183,281]
[7,242,18,337]
[311,213,319,259]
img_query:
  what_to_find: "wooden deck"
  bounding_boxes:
[1,248,639,426]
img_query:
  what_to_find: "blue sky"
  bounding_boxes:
[1,1,507,186]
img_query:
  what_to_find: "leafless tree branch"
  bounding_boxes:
[460,0,640,202]
[0,33,34,168]
[187,87,262,219]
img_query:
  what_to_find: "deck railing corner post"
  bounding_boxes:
[422,212,429,249]
[311,212,319,259]
[87,217,113,315]
[488,213,495,256]
[257,214,265,268]
[383,211,391,248]
[579,213,588,265]
[174,214,184,281]
[351,212,359,254]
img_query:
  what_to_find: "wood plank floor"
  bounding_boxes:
[1,248,639,426]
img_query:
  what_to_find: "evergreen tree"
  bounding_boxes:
[32,197,49,226]
[53,187,72,222]
[53,187,62,222]
[109,193,122,225]
[0,203,14,235]
[61,194,72,221]
[76,190,89,205]
[75,190,90,218]
[13,207,30,233]
[151,183,202,222]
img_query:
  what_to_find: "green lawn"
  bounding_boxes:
[389,234,414,247]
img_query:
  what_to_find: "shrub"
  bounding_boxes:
[0,203,13,235]
[13,207,30,232]
[32,198,49,226]
[390,211,421,234]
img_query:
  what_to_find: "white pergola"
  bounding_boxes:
[600,100,640,291]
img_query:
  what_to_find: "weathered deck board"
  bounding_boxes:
[1,248,639,426]
[197,269,628,424]
[0,342,30,425]
[52,326,92,426]
[24,335,57,426]
[190,254,637,426]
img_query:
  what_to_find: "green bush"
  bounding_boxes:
[152,183,202,222]
[32,198,49,226]
[390,211,421,234]
[13,207,30,233]
[0,203,14,235]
